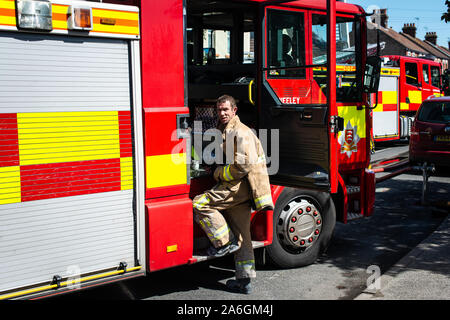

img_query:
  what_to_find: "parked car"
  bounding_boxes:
[409,96,450,171]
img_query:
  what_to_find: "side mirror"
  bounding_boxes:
[363,56,382,93]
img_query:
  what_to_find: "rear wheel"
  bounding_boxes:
[266,188,336,268]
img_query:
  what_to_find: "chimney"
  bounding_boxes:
[402,23,417,38]
[371,8,389,28]
[425,32,437,45]
[380,9,388,28]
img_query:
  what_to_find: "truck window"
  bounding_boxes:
[312,14,327,63]
[243,31,254,64]
[312,14,362,102]
[430,66,441,88]
[405,62,419,86]
[422,64,430,84]
[267,9,306,78]
[203,29,231,64]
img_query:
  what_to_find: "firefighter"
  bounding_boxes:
[192,95,273,294]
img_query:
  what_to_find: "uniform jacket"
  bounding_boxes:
[213,115,274,211]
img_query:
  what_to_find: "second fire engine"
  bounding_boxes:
[372,55,443,142]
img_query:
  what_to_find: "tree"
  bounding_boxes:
[442,0,450,22]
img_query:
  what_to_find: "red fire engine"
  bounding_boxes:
[372,55,442,142]
[0,0,380,299]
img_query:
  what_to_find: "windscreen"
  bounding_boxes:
[312,14,362,102]
[417,101,450,124]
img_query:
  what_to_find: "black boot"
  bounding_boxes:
[206,237,240,257]
[225,278,252,294]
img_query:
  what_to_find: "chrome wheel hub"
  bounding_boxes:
[278,198,323,251]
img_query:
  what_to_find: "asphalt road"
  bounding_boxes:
[50,143,449,301]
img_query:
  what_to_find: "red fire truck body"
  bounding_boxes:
[372,55,442,142]
[0,0,378,299]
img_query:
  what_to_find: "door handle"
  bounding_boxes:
[248,80,255,106]
[329,116,344,133]
[299,111,313,121]
[176,114,190,139]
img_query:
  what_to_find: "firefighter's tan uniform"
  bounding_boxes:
[193,115,273,279]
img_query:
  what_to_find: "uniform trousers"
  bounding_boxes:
[193,178,256,279]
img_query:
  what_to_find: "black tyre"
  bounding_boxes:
[266,187,336,268]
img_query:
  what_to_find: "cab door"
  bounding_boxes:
[258,6,339,192]
[402,60,422,111]
[421,63,433,100]
[430,65,442,95]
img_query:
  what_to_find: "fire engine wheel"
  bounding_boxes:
[266,188,336,268]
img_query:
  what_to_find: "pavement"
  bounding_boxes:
[355,211,450,300]
[358,145,450,300]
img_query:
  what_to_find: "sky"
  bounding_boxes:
[345,0,450,48]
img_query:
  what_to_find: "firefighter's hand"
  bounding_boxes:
[203,165,212,175]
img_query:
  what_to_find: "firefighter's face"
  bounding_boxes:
[217,101,237,125]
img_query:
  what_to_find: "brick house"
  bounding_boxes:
[366,9,449,72]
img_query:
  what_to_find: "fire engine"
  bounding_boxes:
[0,0,381,299]
[371,55,443,142]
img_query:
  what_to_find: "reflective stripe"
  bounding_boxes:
[198,218,212,228]
[236,259,255,266]
[212,224,230,240]
[222,165,234,182]
[0,266,142,300]
[254,194,272,210]
[236,259,256,278]
[198,218,212,229]
[193,194,210,209]
[202,223,229,241]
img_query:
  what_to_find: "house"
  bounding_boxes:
[366,22,430,58]
[366,9,449,72]
[400,27,449,71]
[367,10,428,58]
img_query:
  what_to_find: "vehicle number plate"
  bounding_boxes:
[435,135,450,142]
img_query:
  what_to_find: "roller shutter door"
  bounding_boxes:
[373,76,399,139]
[0,32,137,293]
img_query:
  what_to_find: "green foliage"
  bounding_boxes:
[442,0,450,22]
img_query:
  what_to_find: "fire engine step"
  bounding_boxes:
[191,241,266,263]
[347,212,364,221]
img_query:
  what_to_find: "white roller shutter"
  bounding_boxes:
[0,32,138,294]
[0,32,131,112]
[373,75,399,139]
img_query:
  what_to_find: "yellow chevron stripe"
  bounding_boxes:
[0,0,14,10]
[92,8,139,21]
[409,90,422,104]
[120,157,133,190]
[146,153,187,189]
[337,106,366,138]
[0,166,21,205]
[93,23,139,35]
[17,111,120,166]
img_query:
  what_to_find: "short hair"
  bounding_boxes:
[216,95,237,109]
